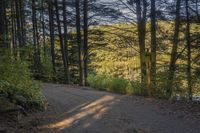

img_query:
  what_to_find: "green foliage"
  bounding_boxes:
[130,81,143,95]
[108,78,132,94]
[87,74,111,91]
[154,71,175,99]
[41,55,55,81]
[87,74,134,95]
[155,69,199,100]
[0,54,45,109]
[194,81,200,96]
[88,22,200,99]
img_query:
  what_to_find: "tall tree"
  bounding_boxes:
[62,0,70,83]
[0,0,5,48]
[32,0,38,63]
[135,0,148,95]
[83,0,89,85]
[185,0,192,100]
[55,0,69,82]
[32,0,41,74]
[19,0,26,47]
[150,0,157,96]
[75,0,84,86]
[167,0,181,97]
[3,0,8,48]
[15,0,22,49]
[41,0,47,58]
[11,0,17,49]
[48,0,56,72]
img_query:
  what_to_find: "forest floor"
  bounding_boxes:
[0,83,200,133]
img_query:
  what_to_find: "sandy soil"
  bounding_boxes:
[0,83,200,133]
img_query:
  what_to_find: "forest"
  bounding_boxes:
[0,0,200,132]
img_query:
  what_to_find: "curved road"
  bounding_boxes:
[34,83,200,133]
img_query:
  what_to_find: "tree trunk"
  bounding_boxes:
[32,0,41,74]
[185,0,192,100]
[75,0,84,86]
[48,0,56,72]
[196,0,199,18]
[62,0,70,83]
[41,0,46,58]
[19,0,25,47]
[32,0,37,67]
[136,0,147,95]
[11,0,16,49]
[167,0,181,98]
[3,0,8,48]
[83,0,88,86]
[15,0,22,48]
[0,0,5,48]
[55,0,69,82]
[150,0,157,96]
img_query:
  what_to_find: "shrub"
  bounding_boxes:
[0,54,45,109]
[131,81,143,95]
[108,77,129,94]
[41,56,55,81]
[87,74,110,91]
[87,74,134,95]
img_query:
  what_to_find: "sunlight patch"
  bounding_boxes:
[39,95,116,131]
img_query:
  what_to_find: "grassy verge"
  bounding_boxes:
[87,74,137,95]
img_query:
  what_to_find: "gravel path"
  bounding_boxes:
[35,83,200,133]
[1,83,199,133]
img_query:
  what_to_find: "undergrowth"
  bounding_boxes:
[0,54,45,109]
[87,74,135,95]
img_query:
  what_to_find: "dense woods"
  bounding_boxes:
[0,0,200,111]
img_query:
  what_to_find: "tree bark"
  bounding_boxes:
[0,0,5,48]
[150,0,157,96]
[167,0,181,98]
[3,0,8,48]
[55,0,69,82]
[185,0,192,100]
[136,0,147,95]
[62,0,70,83]
[11,0,16,49]
[19,0,25,47]
[15,0,22,48]
[48,0,56,72]
[41,0,46,58]
[83,0,89,86]
[32,0,41,74]
[75,0,84,86]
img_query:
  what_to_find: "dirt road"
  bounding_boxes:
[34,83,199,133]
[1,83,200,133]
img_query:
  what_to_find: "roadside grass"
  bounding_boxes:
[87,73,200,101]
[87,74,134,95]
